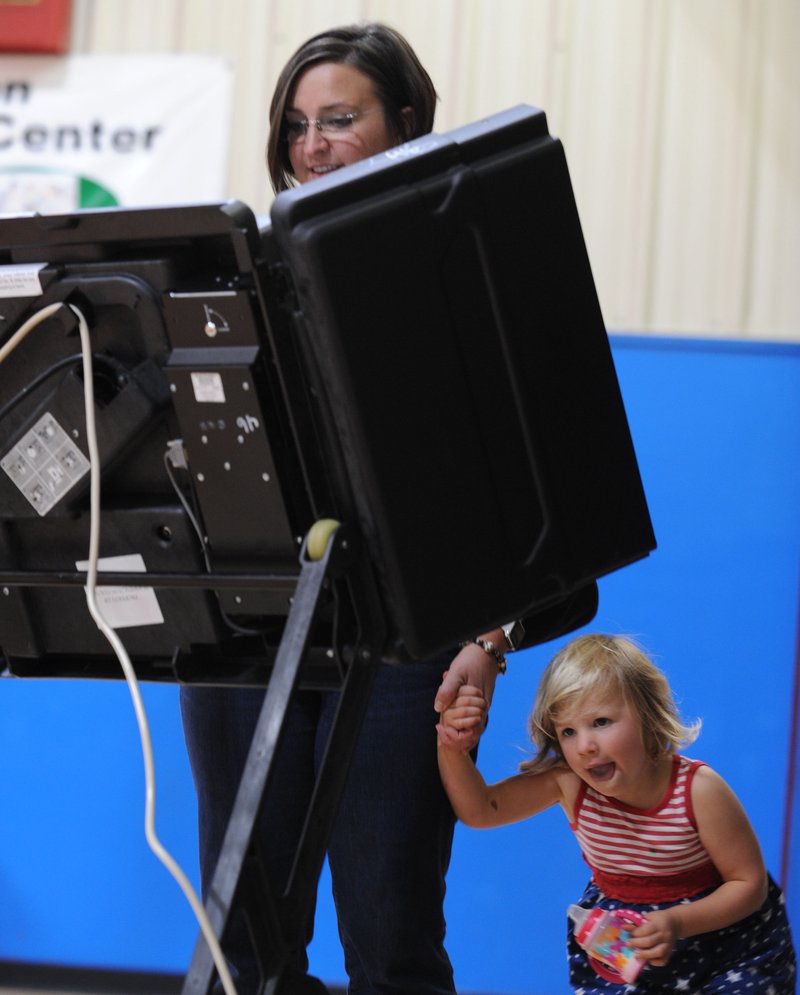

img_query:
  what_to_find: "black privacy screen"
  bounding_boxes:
[0,105,655,679]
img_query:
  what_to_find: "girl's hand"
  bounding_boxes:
[434,639,503,751]
[629,908,681,966]
[436,682,487,751]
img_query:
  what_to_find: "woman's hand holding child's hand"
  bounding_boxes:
[436,680,487,752]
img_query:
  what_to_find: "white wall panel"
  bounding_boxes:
[748,0,800,337]
[558,1,668,331]
[648,1,763,335]
[66,0,799,339]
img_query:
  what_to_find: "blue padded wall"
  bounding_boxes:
[1,335,798,994]
[437,335,800,993]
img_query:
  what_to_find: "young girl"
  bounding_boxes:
[437,633,797,993]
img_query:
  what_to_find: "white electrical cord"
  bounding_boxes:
[0,301,65,364]
[2,302,238,995]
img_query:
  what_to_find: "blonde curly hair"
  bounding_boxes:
[520,633,701,774]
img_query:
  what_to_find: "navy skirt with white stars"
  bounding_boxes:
[566,875,797,994]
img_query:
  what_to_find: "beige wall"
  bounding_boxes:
[70,0,799,340]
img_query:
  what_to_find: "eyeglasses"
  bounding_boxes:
[283,110,373,144]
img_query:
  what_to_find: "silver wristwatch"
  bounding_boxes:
[502,620,525,652]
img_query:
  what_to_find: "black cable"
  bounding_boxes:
[0,352,83,425]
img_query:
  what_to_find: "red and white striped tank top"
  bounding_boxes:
[570,754,722,902]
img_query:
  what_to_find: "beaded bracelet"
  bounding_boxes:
[459,637,507,674]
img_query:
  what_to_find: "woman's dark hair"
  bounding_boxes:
[266,22,438,193]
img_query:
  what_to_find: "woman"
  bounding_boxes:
[180,23,516,995]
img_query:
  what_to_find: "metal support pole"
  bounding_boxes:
[182,527,378,995]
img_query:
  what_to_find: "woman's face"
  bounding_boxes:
[286,61,406,184]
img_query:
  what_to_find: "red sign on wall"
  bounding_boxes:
[0,0,72,53]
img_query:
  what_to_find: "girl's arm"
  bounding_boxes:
[631,765,768,965]
[437,732,567,829]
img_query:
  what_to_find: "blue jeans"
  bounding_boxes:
[180,655,457,995]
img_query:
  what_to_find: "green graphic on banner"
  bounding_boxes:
[78,175,117,208]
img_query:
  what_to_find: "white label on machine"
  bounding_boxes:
[0,263,46,298]
[75,553,165,628]
[191,371,226,403]
[1,412,90,515]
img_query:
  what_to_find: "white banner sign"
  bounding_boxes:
[0,54,232,213]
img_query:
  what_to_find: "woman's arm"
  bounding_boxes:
[631,765,768,965]
[434,633,507,751]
